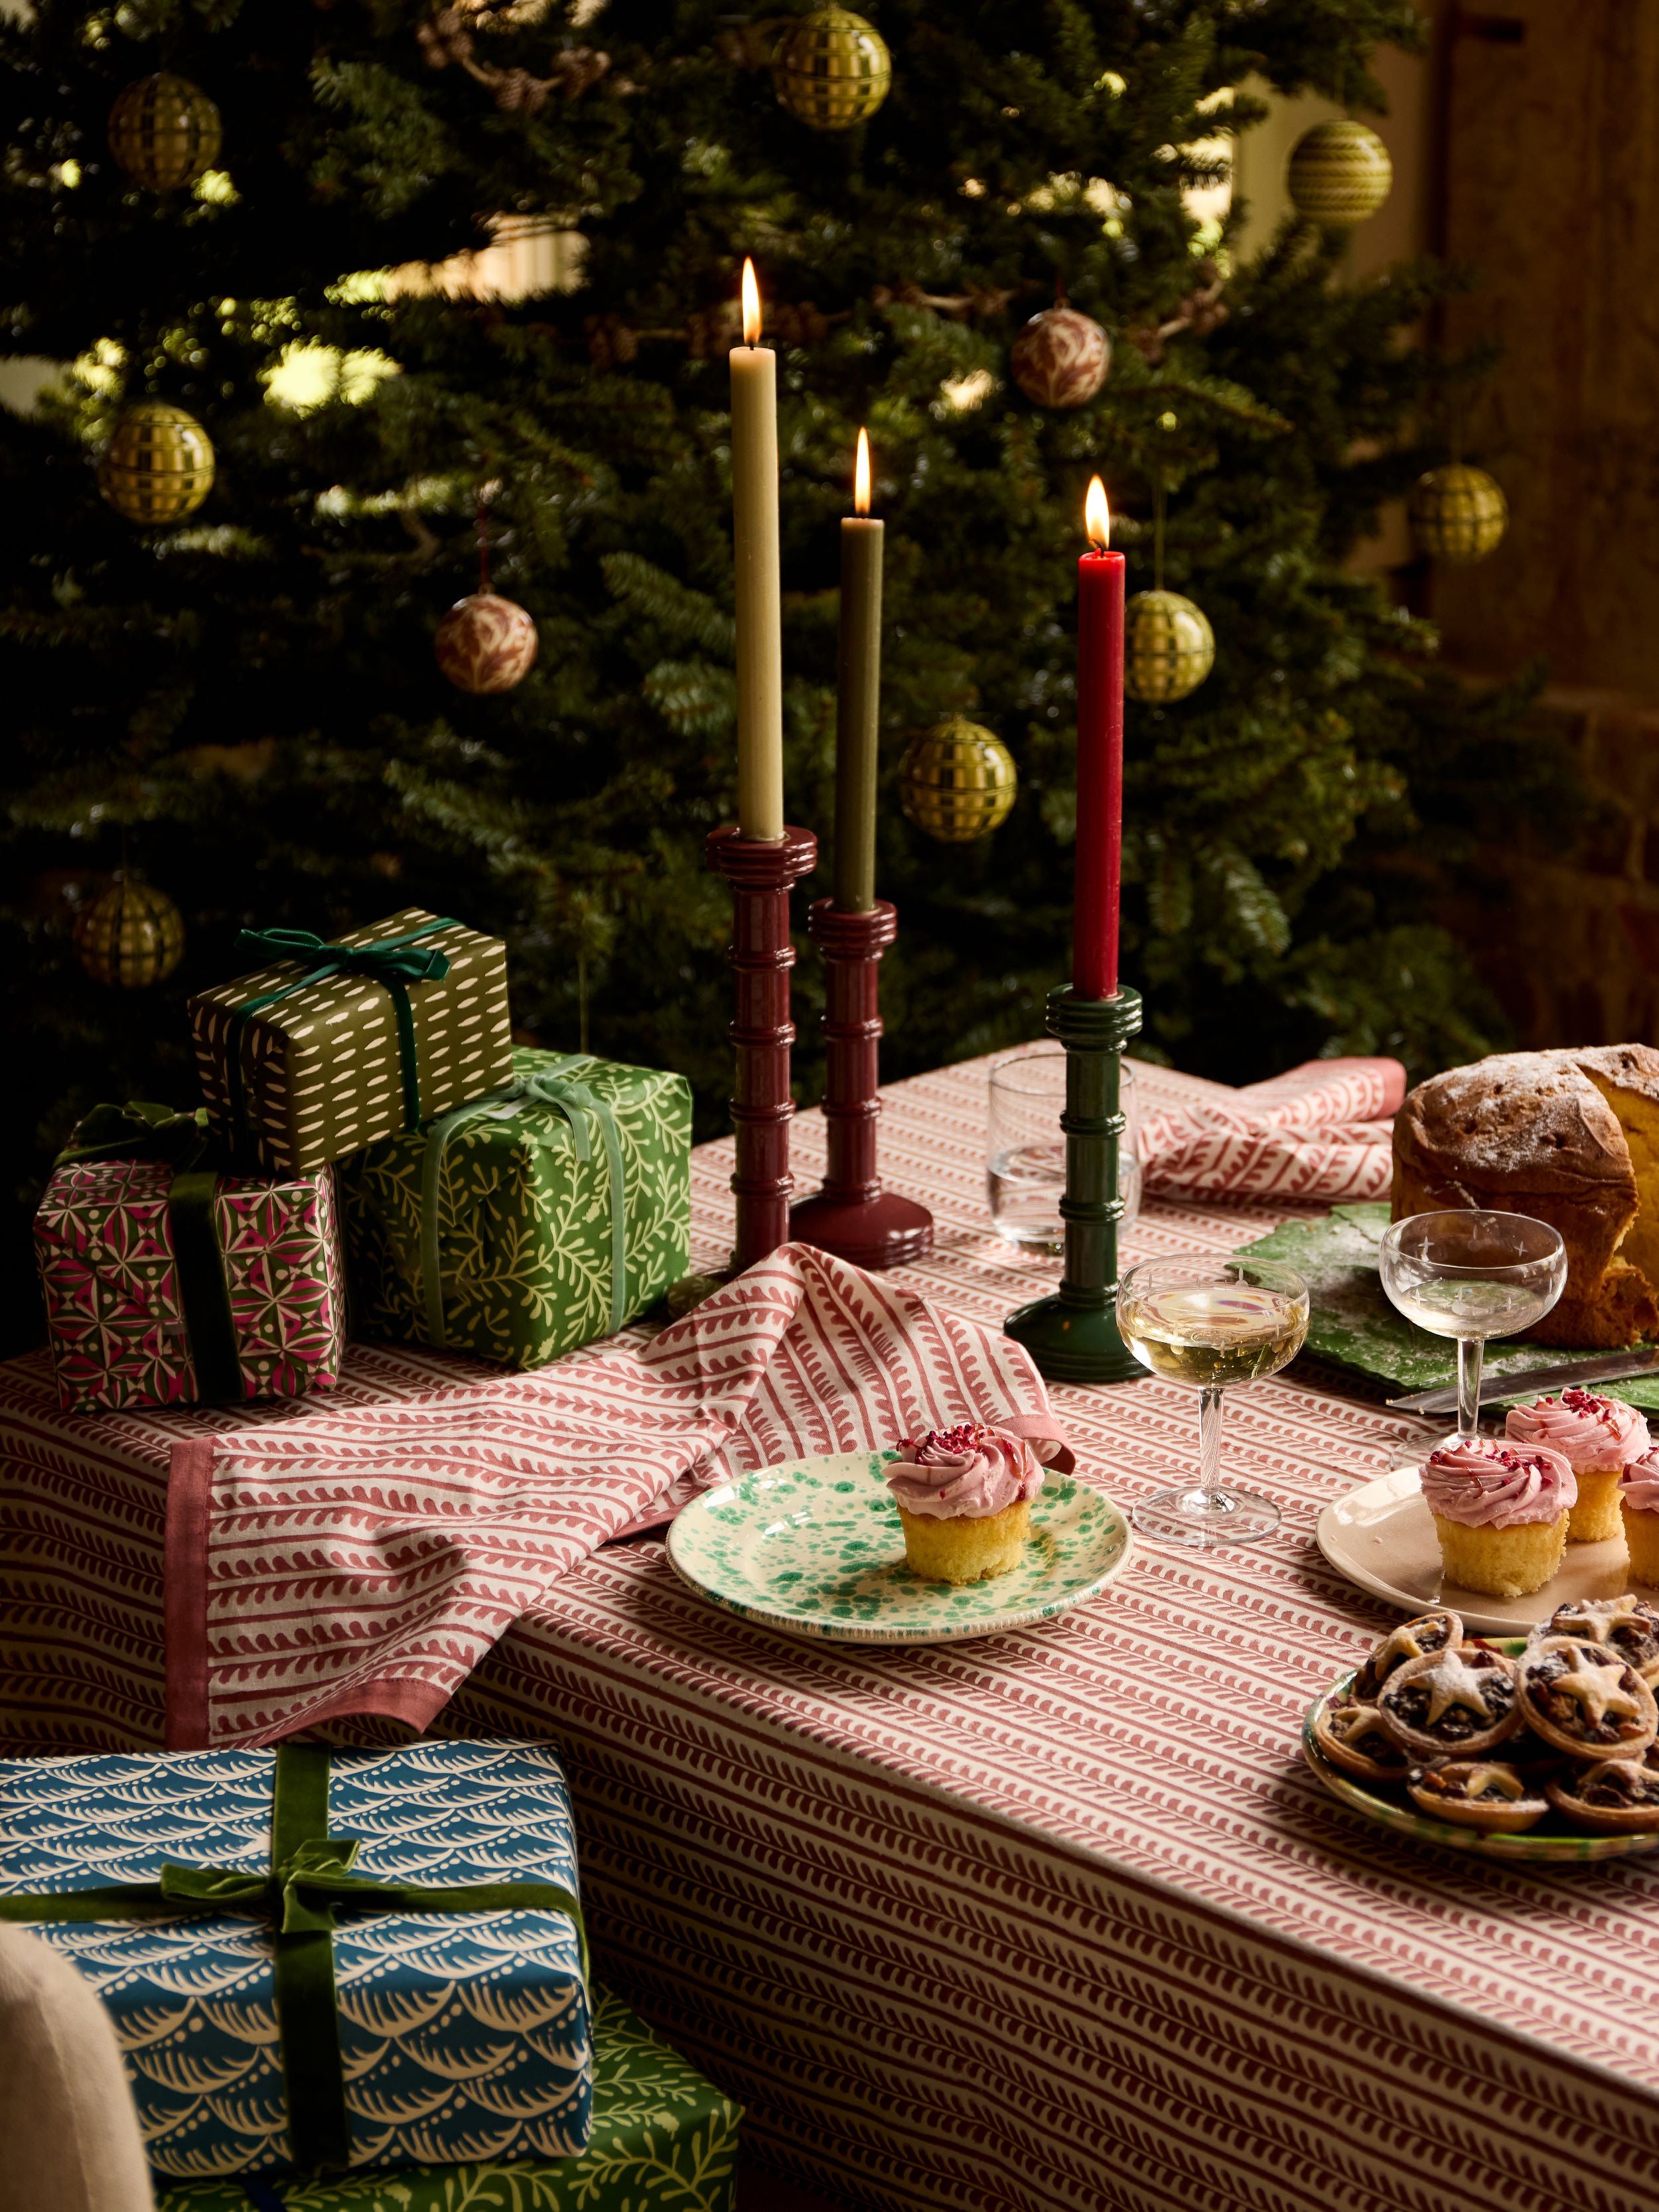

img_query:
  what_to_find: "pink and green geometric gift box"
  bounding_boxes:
[34,1151,346,1415]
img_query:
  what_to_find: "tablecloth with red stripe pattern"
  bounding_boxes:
[6,1053,1659,2212]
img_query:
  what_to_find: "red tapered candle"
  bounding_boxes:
[1073,475,1125,1001]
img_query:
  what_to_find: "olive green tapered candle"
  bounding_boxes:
[833,429,883,912]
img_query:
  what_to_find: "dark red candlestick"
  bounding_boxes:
[789,899,934,1271]
[1074,543,1125,1000]
[706,824,818,1269]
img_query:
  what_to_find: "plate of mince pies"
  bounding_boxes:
[1303,1595,1659,1861]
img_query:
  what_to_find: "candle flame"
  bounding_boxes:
[855,427,871,516]
[1085,475,1110,549]
[741,257,761,346]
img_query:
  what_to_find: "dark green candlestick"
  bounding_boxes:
[1003,983,1148,1385]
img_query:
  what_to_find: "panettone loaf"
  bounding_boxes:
[1391,1046,1659,1348]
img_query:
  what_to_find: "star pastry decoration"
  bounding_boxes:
[1559,1599,1649,1645]
[1374,1621,1432,1672]
[1540,1645,1641,1726]
[1418,1651,1500,1726]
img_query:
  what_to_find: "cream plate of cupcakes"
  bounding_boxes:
[1304,1601,1659,1860]
[666,1424,1132,1645]
[1317,1389,1656,1633]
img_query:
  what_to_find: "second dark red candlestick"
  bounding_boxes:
[788,899,934,1271]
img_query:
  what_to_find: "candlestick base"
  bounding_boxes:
[1003,984,1149,1387]
[707,824,819,1271]
[788,898,934,1273]
[790,1185,935,1273]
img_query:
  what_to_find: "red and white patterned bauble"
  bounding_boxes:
[434,592,539,694]
[1009,307,1110,409]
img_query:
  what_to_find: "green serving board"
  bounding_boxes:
[1240,1202,1659,1412]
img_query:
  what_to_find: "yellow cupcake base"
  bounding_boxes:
[1567,1466,1624,1543]
[898,1499,1031,1584]
[1624,1505,1659,1588]
[1432,1511,1568,1600]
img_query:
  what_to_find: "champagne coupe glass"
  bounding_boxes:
[1378,1210,1567,1440]
[1117,1253,1311,1547]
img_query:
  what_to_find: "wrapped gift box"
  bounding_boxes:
[188,910,513,1177]
[155,1986,741,2212]
[0,1742,590,2179]
[34,1151,346,1413]
[338,1047,692,1369]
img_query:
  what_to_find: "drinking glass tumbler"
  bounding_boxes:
[1117,1253,1310,1548]
[987,1048,1139,1255]
[1379,1210,1567,1440]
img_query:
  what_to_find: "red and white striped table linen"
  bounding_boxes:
[7,1052,1659,2212]
[19,1243,1058,1748]
[1137,1052,1405,1203]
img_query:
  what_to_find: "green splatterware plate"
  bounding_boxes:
[1303,1642,1659,1864]
[1240,1202,1659,1411]
[666,1450,1133,1645]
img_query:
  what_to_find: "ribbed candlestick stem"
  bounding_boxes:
[788,898,933,1272]
[706,825,818,1269]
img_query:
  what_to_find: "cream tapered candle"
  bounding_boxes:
[833,427,883,911]
[730,259,784,841]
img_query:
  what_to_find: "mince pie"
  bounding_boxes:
[1514,1636,1659,1760]
[1311,1698,1410,1781]
[1377,1646,1520,1758]
[1352,1608,1463,1701]
[1538,1596,1659,1685]
[1406,1761,1548,1834]
[1546,1758,1659,1834]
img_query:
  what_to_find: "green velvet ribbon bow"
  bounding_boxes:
[56,1101,244,1404]
[419,1066,630,1348]
[0,1744,588,2176]
[228,920,458,1167]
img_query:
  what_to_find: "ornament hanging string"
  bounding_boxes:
[1153,476,1167,595]
[477,486,492,596]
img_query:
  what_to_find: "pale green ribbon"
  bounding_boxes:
[419,1068,629,1348]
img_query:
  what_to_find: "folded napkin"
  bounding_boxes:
[167,1244,1064,1750]
[1137,1056,1406,1205]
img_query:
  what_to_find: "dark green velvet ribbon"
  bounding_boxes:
[0,1744,588,2176]
[227,920,459,1168]
[57,1101,244,1404]
[418,1068,630,1348]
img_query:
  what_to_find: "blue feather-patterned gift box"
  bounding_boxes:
[0,1742,591,2180]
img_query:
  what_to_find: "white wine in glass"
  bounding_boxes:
[1378,1210,1567,1440]
[1118,1255,1310,1548]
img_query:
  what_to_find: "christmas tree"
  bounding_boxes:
[0,0,1540,1347]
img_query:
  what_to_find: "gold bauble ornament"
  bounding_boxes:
[772,7,891,132]
[1408,464,1508,565]
[108,72,222,193]
[435,592,540,693]
[1009,307,1110,410]
[73,875,186,989]
[98,402,215,526]
[1286,119,1392,228]
[1124,590,1214,704]
[899,717,1017,843]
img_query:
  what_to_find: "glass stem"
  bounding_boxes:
[1198,1385,1224,1499]
[1457,1335,1484,1440]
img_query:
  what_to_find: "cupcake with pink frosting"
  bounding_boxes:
[1421,1436,1577,1600]
[1506,1389,1650,1544]
[1621,1453,1659,1586]
[886,1423,1055,1584]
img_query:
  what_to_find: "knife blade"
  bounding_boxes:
[1386,1347,1659,1417]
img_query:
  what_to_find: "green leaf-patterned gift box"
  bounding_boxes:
[338,1047,692,1369]
[155,1986,741,2212]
